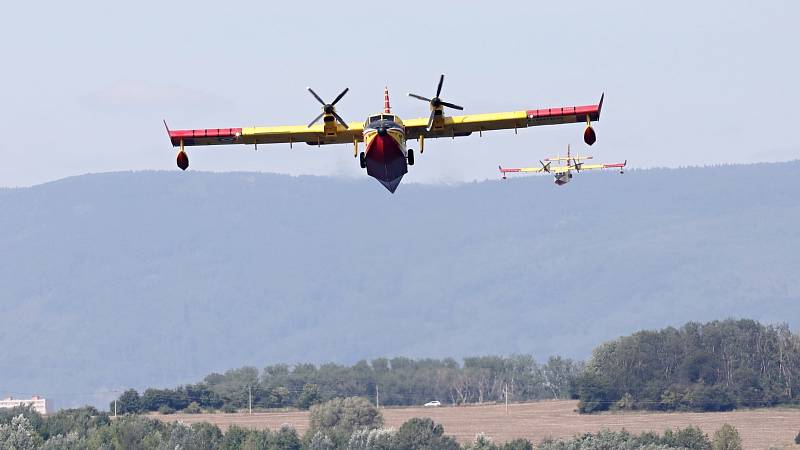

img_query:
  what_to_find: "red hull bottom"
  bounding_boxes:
[366,135,407,193]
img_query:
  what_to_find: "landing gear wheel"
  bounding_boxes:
[407,149,415,166]
[359,151,366,169]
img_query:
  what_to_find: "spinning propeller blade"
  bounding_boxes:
[306,87,350,129]
[408,74,464,131]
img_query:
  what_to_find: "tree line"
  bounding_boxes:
[575,319,800,412]
[111,318,800,414]
[112,355,582,414]
[1,397,748,450]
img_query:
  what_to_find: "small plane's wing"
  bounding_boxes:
[499,165,547,176]
[574,161,627,171]
[165,121,365,148]
[406,94,603,141]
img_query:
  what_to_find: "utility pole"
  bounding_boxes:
[504,383,509,415]
[248,386,252,415]
[375,385,379,409]
[114,399,117,417]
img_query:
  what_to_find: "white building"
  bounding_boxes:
[0,396,49,415]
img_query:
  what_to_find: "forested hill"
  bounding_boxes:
[1,161,800,408]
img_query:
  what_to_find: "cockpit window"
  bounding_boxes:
[382,115,395,122]
[369,115,381,123]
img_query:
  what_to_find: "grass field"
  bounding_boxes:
[158,400,800,449]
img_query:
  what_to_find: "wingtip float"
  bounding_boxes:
[164,76,604,193]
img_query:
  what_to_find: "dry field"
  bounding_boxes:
[158,400,800,449]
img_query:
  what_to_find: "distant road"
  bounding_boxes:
[156,400,800,448]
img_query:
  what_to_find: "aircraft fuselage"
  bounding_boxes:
[362,113,409,193]
[554,171,573,185]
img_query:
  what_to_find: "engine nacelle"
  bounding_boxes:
[176,151,189,171]
[583,125,597,146]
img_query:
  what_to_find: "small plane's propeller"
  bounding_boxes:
[573,159,583,172]
[539,160,551,173]
[307,87,350,129]
[408,74,464,131]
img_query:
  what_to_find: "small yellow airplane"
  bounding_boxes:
[165,75,604,193]
[499,145,626,185]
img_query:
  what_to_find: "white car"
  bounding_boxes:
[423,400,441,407]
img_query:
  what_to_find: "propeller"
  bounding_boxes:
[539,160,551,173]
[408,74,464,131]
[572,159,583,172]
[307,87,350,129]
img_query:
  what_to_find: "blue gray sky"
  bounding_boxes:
[1,0,798,187]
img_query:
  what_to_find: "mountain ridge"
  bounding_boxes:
[1,161,799,408]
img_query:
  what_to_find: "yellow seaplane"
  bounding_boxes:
[165,74,604,193]
[499,145,626,185]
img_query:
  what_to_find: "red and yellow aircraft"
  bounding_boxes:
[165,75,604,193]
[499,144,626,185]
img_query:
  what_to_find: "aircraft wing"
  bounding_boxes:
[498,165,552,178]
[499,166,546,174]
[166,121,365,148]
[405,94,603,140]
[576,161,626,171]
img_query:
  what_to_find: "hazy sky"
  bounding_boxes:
[1,0,798,187]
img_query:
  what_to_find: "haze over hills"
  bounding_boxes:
[1,162,800,409]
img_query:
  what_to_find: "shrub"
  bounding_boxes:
[307,397,383,448]
[221,403,238,414]
[712,424,742,450]
[795,430,800,444]
[184,402,202,414]
[501,438,533,450]
[662,426,711,450]
[393,417,459,450]
[158,405,175,415]
[297,383,321,410]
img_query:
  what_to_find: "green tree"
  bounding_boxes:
[712,424,742,450]
[0,414,41,450]
[222,425,250,450]
[392,418,459,450]
[661,426,711,450]
[189,422,224,449]
[298,383,322,410]
[184,401,202,414]
[307,430,336,450]
[39,432,85,450]
[501,438,532,450]
[241,429,272,450]
[464,434,499,450]
[575,371,613,413]
[40,406,110,440]
[0,405,43,436]
[307,397,383,448]
[272,425,301,450]
[349,427,396,450]
[114,389,143,414]
[88,414,166,450]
